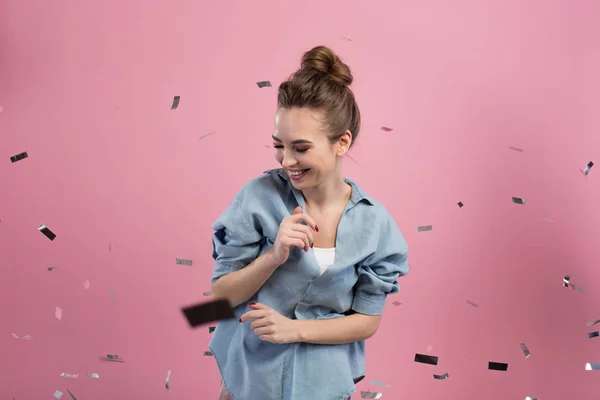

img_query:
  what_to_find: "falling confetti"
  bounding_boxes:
[66,389,77,400]
[83,280,90,290]
[360,390,382,399]
[457,201,464,208]
[586,319,600,327]
[106,354,125,362]
[165,370,172,389]
[204,351,213,356]
[202,291,212,297]
[511,197,525,205]
[508,146,524,152]
[199,132,215,141]
[176,258,193,266]
[433,372,449,380]
[38,224,56,241]
[256,81,272,88]
[53,390,64,399]
[525,397,539,400]
[208,326,216,333]
[12,333,33,340]
[182,298,234,328]
[392,301,402,307]
[171,96,180,110]
[380,127,393,132]
[417,225,432,232]
[47,266,56,271]
[87,372,100,379]
[582,161,594,176]
[60,372,79,378]
[589,331,599,339]
[55,306,63,320]
[109,289,116,302]
[414,353,438,365]
[520,343,531,358]
[488,361,508,371]
[466,300,479,308]
[10,151,28,163]
[369,380,389,388]
[563,275,585,293]
[585,363,600,370]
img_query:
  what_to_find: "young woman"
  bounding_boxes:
[209,45,409,400]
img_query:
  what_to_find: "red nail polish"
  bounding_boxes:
[249,302,255,306]
[315,225,319,232]
[239,318,243,322]
[310,243,313,248]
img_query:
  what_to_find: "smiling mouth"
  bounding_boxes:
[288,169,310,179]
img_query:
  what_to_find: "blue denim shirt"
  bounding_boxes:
[209,168,409,400]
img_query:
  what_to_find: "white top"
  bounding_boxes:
[313,247,336,275]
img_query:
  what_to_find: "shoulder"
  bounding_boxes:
[238,168,289,201]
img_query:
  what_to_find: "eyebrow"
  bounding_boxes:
[271,135,313,145]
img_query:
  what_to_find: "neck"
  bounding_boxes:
[301,170,350,211]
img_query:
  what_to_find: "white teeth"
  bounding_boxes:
[289,170,306,176]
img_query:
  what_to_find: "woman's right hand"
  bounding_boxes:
[271,206,318,266]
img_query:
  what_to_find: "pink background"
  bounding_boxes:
[1,0,599,399]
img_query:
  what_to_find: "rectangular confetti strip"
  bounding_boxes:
[589,331,599,339]
[38,224,56,241]
[106,354,125,362]
[181,298,234,328]
[360,391,382,399]
[525,397,539,400]
[508,146,523,152]
[53,390,64,399]
[176,258,193,266]
[414,353,438,365]
[87,372,99,378]
[457,201,464,207]
[583,161,594,176]
[520,343,530,358]
[488,361,508,371]
[512,197,525,205]
[433,372,449,379]
[392,301,402,307]
[55,306,63,320]
[199,132,215,141]
[369,380,389,388]
[586,319,600,327]
[10,151,28,163]
[165,370,172,389]
[203,291,212,297]
[256,81,272,88]
[417,225,432,232]
[204,351,213,356]
[171,96,180,110]
[67,389,77,400]
[585,363,600,370]
[380,126,393,132]
[47,266,55,271]
[466,300,479,308]
[60,372,79,378]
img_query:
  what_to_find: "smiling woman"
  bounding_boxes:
[208,45,409,400]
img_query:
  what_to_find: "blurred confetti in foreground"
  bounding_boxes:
[563,275,584,293]
[55,306,63,320]
[508,146,523,152]
[53,390,63,399]
[370,380,389,388]
[380,127,393,132]
[466,300,479,308]
[66,389,77,400]
[520,343,531,358]
[60,372,78,378]
[84,280,90,290]
[585,363,600,370]
[12,333,33,340]
[106,354,124,362]
[87,372,99,378]
[587,319,600,327]
[165,370,172,389]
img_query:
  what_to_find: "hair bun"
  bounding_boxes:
[300,46,353,87]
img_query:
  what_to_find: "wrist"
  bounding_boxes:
[292,319,306,343]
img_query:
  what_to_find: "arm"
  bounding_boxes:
[295,313,381,345]
[212,248,280,308]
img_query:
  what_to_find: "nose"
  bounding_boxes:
[281,150,297,168]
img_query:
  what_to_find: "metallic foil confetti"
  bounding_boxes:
[257,81,272,88]
[508,146,523,152]
[586,319,600,327]
[11,333,19,339]
[10,151,28,163]
[47,266,55,271]
[414,353,438,365]
[488,361,508,371]
[392,301,402,307]
[370,380,389,388]
[209,326,216,333]
[589,331,599,339]
[525,397,539,400]
[87,372,99,378]
[199,132,215,140]
[22,334,32,340]
[84,280,90,290]
[38,224,56,241]
[171,96,180,109]
[512,197,525,205]
[520,343,530,358]
[585,363,600,370]
[60,372,79,378]
[543,217,555,223]
[203,291,212,296]
[380,127,393,132]
[204,351,213,356]
[583,161,594,176]
[360,390,382,399]
[165,370,172,389]
[67,389,77,400]
[53,390,64,399]
[109,289,116,302]
[55,306,63,320]
[417,225,432,232]
[466,300,479,308]
[433,372,449,379]
[563,275,571,287]
[458,201,464,207]
[182,298,234,328]
[176,258,193,266]
[107,354,125,362]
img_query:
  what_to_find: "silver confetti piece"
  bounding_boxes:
[22,334,33,340]
[176,258,193,266]
[583,161,594,176]
[256,81,272,88]
[585,363,600,370]
[87,372,100,378]
[171,96,180,110]
[466,300,479,308]
[586,319,600,327]
[60,372,79,378]
[433,372,449,379]
[106,354,124,362]
[380,127,393,132]
[525,397,539,400]
[53,390,64,399]
[563,275,571,287]
[66,389,77,400]
[520,343,530,358]
[509,146,524,152]
[589,331,599,339]
[369,380,389,388]
[360,390,383,399]
[38,224,57,241]
[417,225,432,232]
[203,291,212,296]
[165,370,172,389]
[512,197,525,205]
[10,151,28,163]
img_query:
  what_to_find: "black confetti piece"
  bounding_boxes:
[257,81,272,88]
[457,201,464,207]
[466,300,479,308]
[512,197,525,205]
[488,361,508,371]
[66,388,77,400]
[417,225,432,232]
[181,298,234,328]
[171,96,180,109]
[38,224,56,241]
[199,132,215,141]
[208,326,216,333]
[10,151,28,163]
[204,351,213,356]
[380,126,393,132]
[433,372,449,379]
[414,353,438,365]
[47,267,55,271]
[176,258,193,266]
[589,331,599,339]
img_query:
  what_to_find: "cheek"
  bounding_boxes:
[274,151,283,163]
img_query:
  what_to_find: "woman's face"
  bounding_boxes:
[272,107,351,189]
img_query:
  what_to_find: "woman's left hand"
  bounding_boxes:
[240,303,300,344]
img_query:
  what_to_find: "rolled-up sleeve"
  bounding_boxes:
[351,217,409,315]
[210,184,264,284]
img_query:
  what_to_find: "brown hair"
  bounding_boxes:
[277,46,361,149]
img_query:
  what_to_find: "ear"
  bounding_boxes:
[336,130,353,156]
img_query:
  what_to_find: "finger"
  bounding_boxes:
[249,302,267,310]
[251,318,271,330]
[253,326,274,335]
[239,310,264,322]
[292,206,303,215]
[289,224,313,248]
[290,212,318,232]
[284,231,310,252]
[258,334,276,343]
